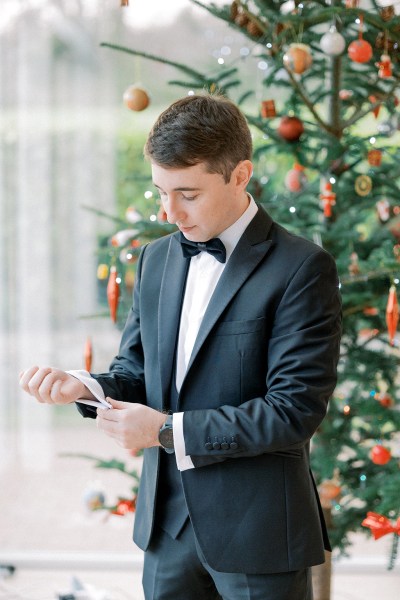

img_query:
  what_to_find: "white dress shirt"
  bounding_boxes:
[69,196,258,471]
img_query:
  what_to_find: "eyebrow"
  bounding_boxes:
[153,183,201,192]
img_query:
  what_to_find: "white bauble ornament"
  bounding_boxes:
[320,26,346,56]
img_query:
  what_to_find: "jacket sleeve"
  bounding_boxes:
[76,247,148,419]
[182,249,342,467]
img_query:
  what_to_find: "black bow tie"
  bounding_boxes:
[179,232,226,263]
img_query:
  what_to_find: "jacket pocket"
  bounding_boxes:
[214,317,266,336]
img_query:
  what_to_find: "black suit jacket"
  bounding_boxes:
[78,205,342,574]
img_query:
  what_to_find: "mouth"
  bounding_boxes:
[179,225,195,234]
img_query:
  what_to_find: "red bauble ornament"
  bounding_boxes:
[84,337,93,372]
[278,116,304,142]
[376,393,394,408]
[386,285,399,345]
[285,163,307,192]
[123,85,150,111]
[370,444,392,465]
[348,38,373,63]
[107,266,120,323]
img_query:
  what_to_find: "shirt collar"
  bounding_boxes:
[218,195,258,261]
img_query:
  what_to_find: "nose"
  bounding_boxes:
[163,195,184,225]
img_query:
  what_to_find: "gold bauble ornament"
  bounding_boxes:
[355,174,372,196]
[283,43,313,74]
[123,85,150,112]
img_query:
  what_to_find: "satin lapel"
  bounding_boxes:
[158,233,190,404]
[185,207,274,378]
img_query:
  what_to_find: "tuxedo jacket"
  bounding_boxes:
[78,204,342,574]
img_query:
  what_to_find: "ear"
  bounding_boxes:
[233,160,253,191]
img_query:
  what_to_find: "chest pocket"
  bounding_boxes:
[214,317,267,336]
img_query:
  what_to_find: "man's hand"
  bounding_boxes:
[96,398,166,450]
[19,366,94,405]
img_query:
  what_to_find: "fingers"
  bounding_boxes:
[96,413,119,437]
[107,397,128,409]
[19,366,52,403]
[19,366,69,404]
[97,398,130,421]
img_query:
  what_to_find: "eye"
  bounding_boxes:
[182,194,198,201]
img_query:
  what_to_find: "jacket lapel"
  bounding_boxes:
[185,207,274,378]
[158,233,189,404]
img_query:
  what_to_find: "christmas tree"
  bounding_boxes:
[96,0,400,572]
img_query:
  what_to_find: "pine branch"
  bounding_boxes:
[81,204,127,225]
[100,43,208,82]
[284,67,336,135]
[340,266,399,286]
[60,453,141,481]
[343,80,400,129]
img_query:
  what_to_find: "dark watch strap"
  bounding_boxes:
[158,413,174,453]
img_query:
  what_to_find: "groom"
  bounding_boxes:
[20,93,342,600]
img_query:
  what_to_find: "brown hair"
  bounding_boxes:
[144,93,253,183]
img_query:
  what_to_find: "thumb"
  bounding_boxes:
[106,397,128,410]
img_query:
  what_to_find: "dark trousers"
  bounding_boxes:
[142,520,313,600]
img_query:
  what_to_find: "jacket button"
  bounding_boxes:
[205,441,213,451]
[212,441,221,450]
[229,441,238,450]
[221,439,230,450]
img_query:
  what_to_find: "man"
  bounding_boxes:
[20,94,342,600]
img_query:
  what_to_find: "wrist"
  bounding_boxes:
[158,413,174,453]
[70,376,96,402]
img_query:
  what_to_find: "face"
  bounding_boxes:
[151,161,253,242]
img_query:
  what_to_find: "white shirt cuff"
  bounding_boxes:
[173,412,195,471]
[67,369,111,409]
